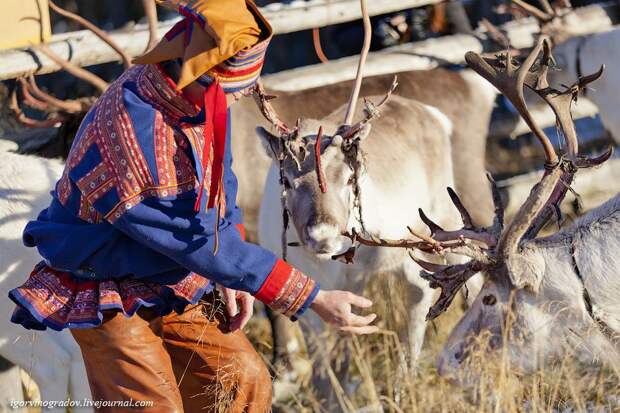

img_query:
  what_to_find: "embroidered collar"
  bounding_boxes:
[138,64,201,122]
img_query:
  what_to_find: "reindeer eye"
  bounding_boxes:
[482,294,497,306]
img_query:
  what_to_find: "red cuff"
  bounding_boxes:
[255,259,291,303]
[255,259,317,318]
[235,224,246,241]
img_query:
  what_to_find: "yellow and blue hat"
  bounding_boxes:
[134,0,272,92]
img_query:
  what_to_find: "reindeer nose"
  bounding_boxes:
[304,223,343,255]
[437,345,466,378]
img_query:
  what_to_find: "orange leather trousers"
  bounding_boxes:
[71,294,272,413]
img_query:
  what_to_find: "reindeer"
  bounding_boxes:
[355,37,617,379]
[510,0,620,143]
[231,67,497,242]
[0,145,92,410]
[253,1,489,401]
[9,0,159,157]
[231,66,498,387]
[231,35,498,387]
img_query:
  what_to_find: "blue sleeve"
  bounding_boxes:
[110,192,319,319]
[112,193,273,294]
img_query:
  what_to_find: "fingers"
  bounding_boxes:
[346,292,373,309]
[229,294,254,332]
[347,312,377,327]
[339,325,380,335]
[310,289,379,335]
[222,288,238,318]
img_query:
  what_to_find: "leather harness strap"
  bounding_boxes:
[568,235,617,341]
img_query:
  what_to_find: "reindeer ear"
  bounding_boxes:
[256,127,281,159]
[505,248,546,293]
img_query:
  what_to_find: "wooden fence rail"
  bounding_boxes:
[0,0,440,81]
[262,3,618,91]
[0,2,617,140]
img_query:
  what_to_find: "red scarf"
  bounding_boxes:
[185,81,228,214]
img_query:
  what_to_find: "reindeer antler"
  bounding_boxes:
[416,258,488,321]
[510,0,574,46]
[338,0,401,140]
[336,177,502,265]
[335,38,612,320]
[142,0,159,52]
[9,85,65,128]
[419,38,610,318]
[343,0,372,127]
[341,76,398,139]
[48,1,132,69]
[466,39,558,165]
[12,2,134,128]
[335,179,503,319]
[512,0,557,23]
[33,44,109,93]
[25,74,88,113]
[468,38,611,250]
[314,126,328,193]
[252,81,297,137]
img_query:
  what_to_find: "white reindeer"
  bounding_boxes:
[437,193,620,377]
[0,143,92,410]
[230,57,498,387]
[399,38,619,379]
[256,91,463,360]
[253,4,490,403]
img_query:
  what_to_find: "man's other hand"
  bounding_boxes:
[219,286,255,332]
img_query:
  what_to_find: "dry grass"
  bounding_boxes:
[246,274,620,413]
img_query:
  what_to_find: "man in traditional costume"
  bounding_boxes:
[8,1,377,412]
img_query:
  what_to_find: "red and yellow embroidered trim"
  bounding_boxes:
[255,260,316,317]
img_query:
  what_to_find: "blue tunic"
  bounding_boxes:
[10,64,318,330]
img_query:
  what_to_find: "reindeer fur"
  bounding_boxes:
[438,193,620,377]
[0,149,92,410]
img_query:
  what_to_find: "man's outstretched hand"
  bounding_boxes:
[310,290,379,335]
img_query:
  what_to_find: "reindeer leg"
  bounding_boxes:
[267,306,311,402]
[1,332,72,411]
[0,358,24,412]
[301,268,366,412]
[402,258,434,369]
[68,356,92,411]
